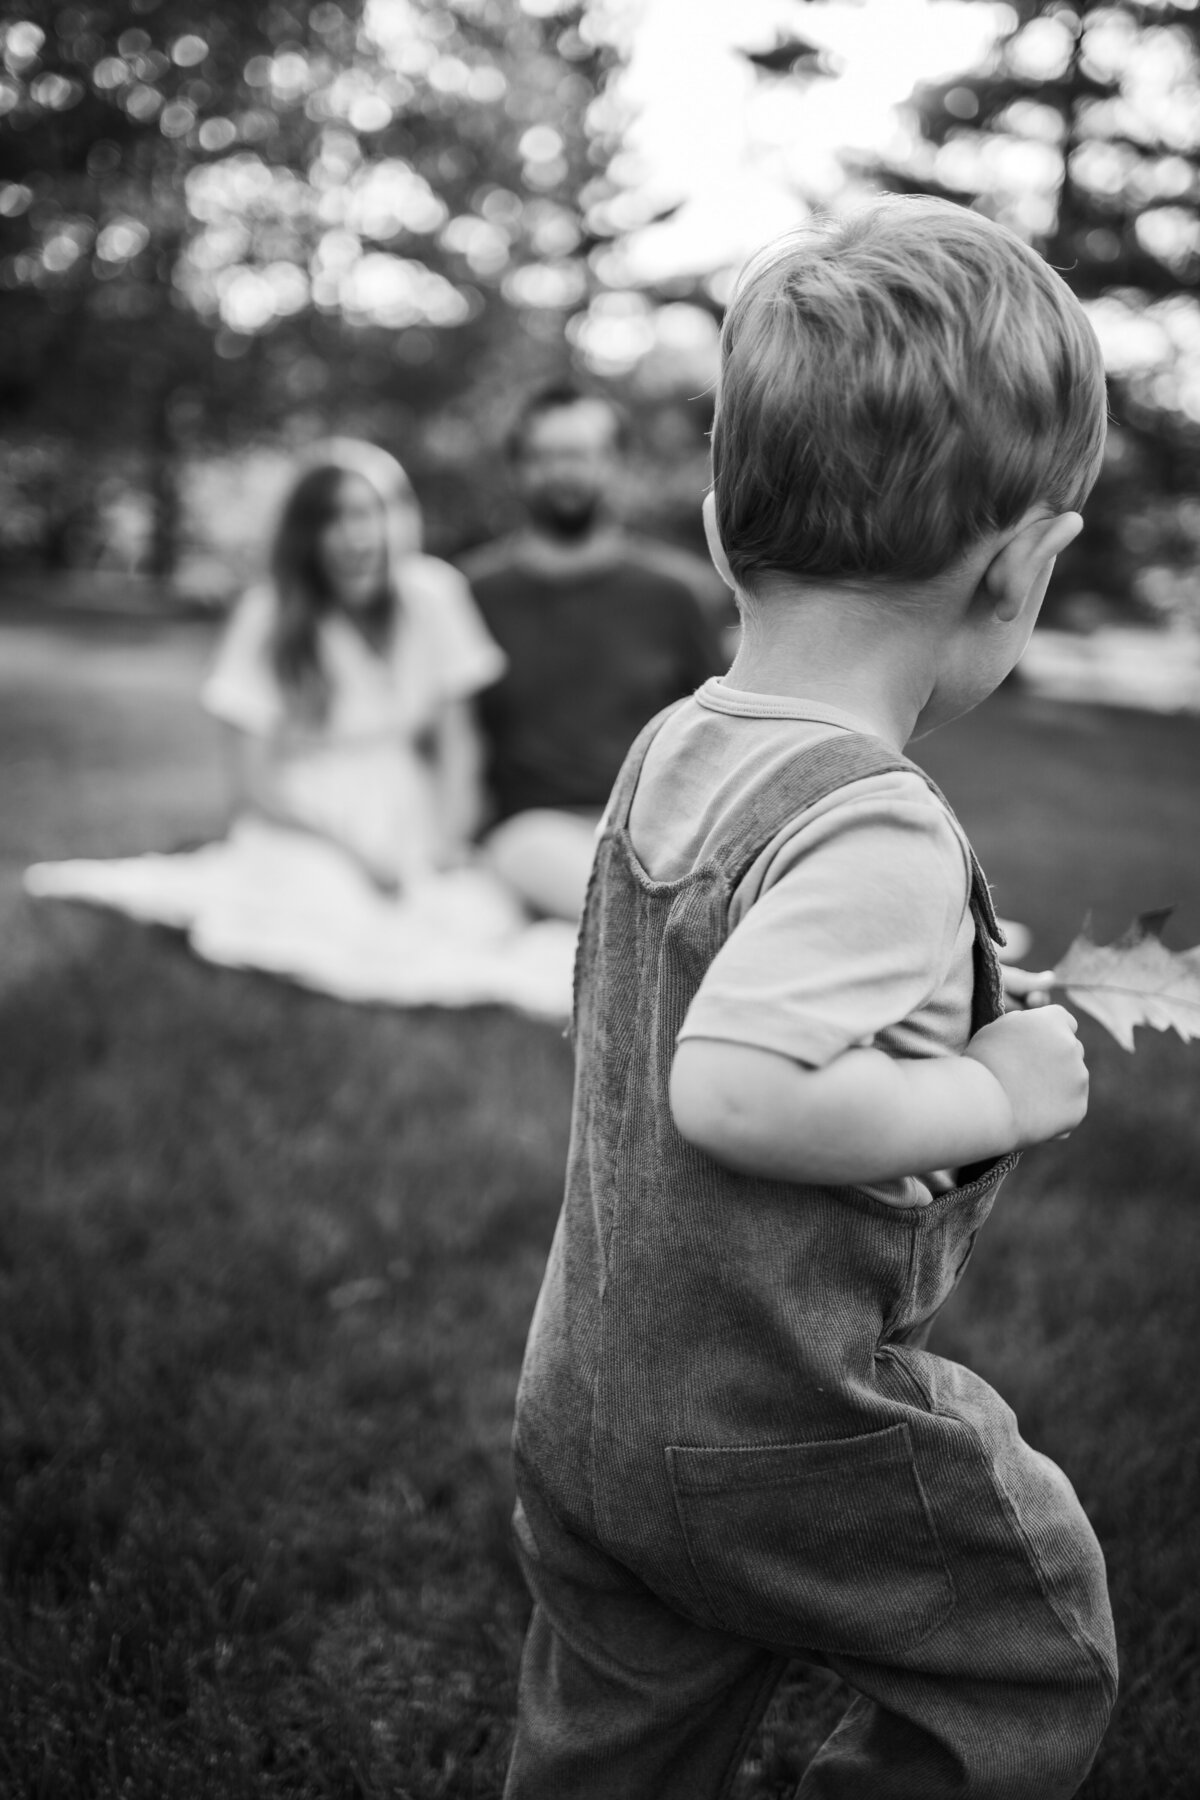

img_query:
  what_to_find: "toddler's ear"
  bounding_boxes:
[702,490,736,591]
[985,510,1083,623]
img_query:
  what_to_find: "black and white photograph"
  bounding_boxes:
[1,2,1198,1795]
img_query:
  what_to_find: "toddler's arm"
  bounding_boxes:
[669,1006,1087,1187]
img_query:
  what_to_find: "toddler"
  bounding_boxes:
[505,199,1117,1800]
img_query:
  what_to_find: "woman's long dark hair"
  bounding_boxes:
[268,461,397,724]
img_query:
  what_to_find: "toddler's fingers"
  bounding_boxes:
[1001,966,1056,1010]
[1001,965,1055,994]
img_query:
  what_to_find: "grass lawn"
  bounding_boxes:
[1,615,1198,1797]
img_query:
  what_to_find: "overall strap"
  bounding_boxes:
[608,714,1006,980]
[910,761,1006,958]
[914,761,1007,1028]
[717,731,925,880]
[607,698,692,833]
[712,730,1007,959]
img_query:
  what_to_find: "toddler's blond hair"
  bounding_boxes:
[712,198,1107,591]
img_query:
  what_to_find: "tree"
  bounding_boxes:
[0,1,623,575]
[859,0,1200,614]
[2,3,307,569]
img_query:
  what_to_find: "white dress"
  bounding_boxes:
[25,559,578,1018]
[203,559,499,887]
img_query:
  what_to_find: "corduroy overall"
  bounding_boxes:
[506,715,1117,1800]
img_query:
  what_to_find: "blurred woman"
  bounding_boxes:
[27,442,577,1016]
[204,439,502,890]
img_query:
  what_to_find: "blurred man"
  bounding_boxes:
[461,382,730,918]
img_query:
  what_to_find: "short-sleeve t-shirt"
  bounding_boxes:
[459,534,727,820]
[628,680,978,1207]
[203,554,505,743]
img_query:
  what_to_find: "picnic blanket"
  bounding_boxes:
[24,815,577,1020]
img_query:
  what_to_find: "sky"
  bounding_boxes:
[602,0,1012,283]
[173,0,1200,403]
[559,0,1013,372]
[581,0,1200,412]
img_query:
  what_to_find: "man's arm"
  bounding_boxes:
[670,1007,1088,1186]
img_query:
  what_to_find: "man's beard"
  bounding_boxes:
[526,490,602,540]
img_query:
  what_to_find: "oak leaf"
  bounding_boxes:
[1050,911,1200,1052]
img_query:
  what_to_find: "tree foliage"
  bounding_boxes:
[0,1,622,569]
[864,0,1200,617]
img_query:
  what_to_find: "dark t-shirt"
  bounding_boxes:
[460,536,727,821]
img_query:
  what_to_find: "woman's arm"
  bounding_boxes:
[219,722,297,829]
[427,697,488,863]
[220,723,405,891]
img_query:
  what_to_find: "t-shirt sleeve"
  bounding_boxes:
[200,586,283,737]
[405,556,507,702]
[678,780,972,1068]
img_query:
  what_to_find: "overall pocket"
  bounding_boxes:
[666,1421,955,1658]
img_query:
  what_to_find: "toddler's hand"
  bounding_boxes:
[964,1006,1089,1148]
[1001,965,1056,1011]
